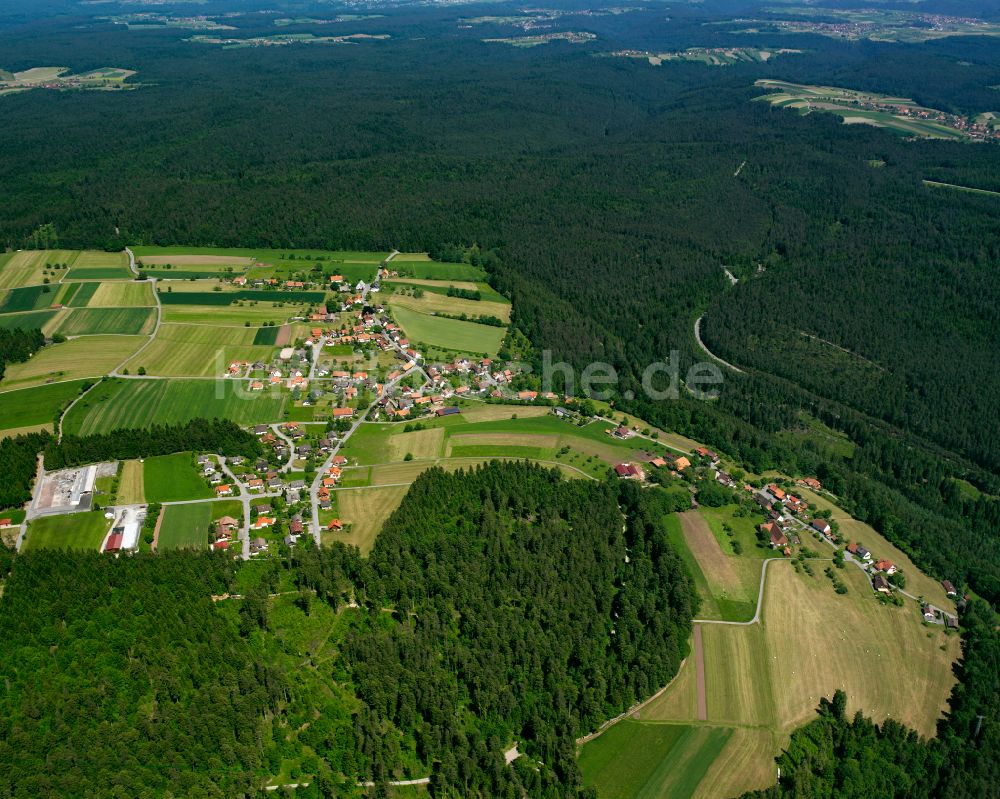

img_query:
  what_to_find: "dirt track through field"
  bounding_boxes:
[694,624,708,721]
[274,324,292,347]
[150,505,164,552]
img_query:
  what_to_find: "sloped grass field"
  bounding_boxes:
[63,378,287,435]
[621,552,961,799]
[332,485,410,554]
[389,304,506,356]
[0,310,58,330]
[0,380,90,432]
[124,323,272,376]
[143,453,214,503]
[0,250,82,289]
[389,290,511,323]
[0,335,145,390]
[115,460,145,505]
[87,282,156,307]
[50,307,155,336]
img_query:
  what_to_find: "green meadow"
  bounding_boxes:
[143,452,214,503]
[579,721,732,799]
[0,380,90,431]
[62,378,288,435]
[390,304,506,356]
[22,511,110,552]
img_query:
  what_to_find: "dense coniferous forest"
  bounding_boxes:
[0,431,49,508]
[0,551,279,799]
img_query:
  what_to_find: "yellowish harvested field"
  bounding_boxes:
[691,728,781,799]
[678,510,742,595]
[369,460,437,485]
[41,309,70,336]
[797,487,952,609]
[332,485,410,554]
[388,427,445,460]
[116,460,145,504]
[0,336,145,390]
[393,252,432,261]
[141,255,254,266]
[89,282,156,307]
[73,251,128,269]
[390,291,511,323]
[764,563,958,737]
[701,624,774,726]
[445,432,559,454]
[458,404,550,422]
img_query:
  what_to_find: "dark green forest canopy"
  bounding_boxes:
[344,463,695,796]
[0,551,278,799]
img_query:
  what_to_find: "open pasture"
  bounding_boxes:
[444,431,558,455]
[140,254,254,267]
[763,562,958,736]
[388,427,446,460]
[0,335,144,390]
[143,452,213,503]
[50,307,155,336]
[22,511,109,552]
[391,305,505,356]
[63,378,287,435]
[633,557,959,797]
[161,303,306,326]
[0,379,89,431]
[0,284,80,314]
[332,485,410,554]
[124,323,271,376]
[678,510,744,605]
